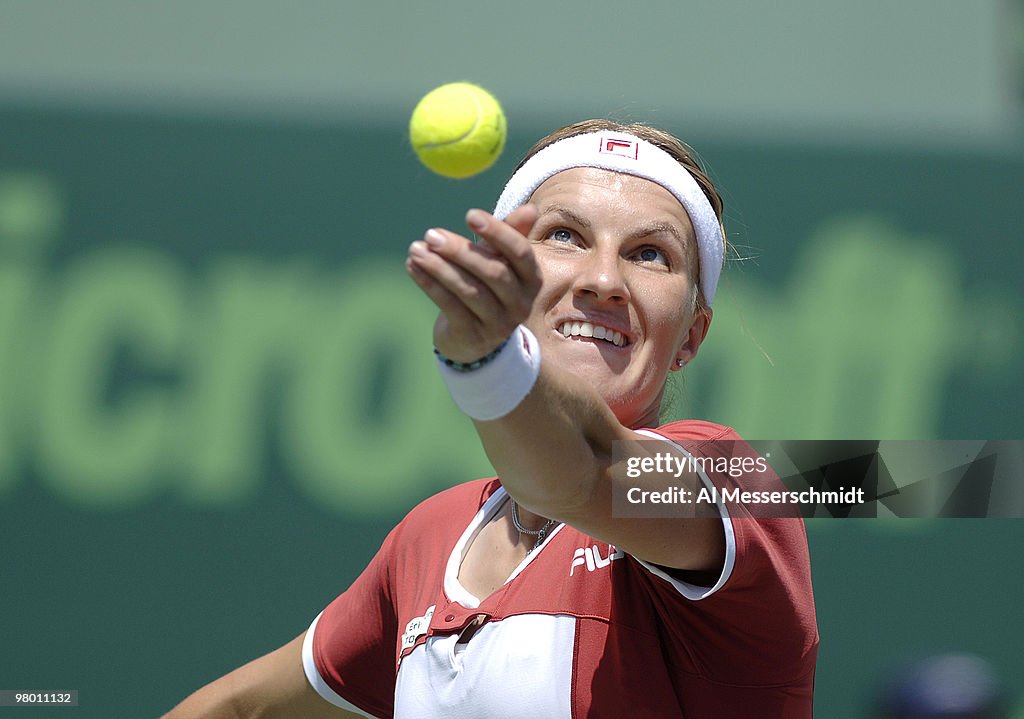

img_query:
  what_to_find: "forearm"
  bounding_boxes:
[162,635,349,719]
[474,357,630,518]
[471,350,721,573]
[162,676,247,719]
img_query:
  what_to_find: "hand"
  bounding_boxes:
[406,205,541,362]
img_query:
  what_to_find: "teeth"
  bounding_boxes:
[558,322,626,347]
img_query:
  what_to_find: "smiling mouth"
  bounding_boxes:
[557,321,628,347]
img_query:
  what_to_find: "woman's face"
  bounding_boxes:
[523,167,711,429]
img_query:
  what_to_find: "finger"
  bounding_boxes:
[505,203,540,239]
[465,209,540,292]
[405,257,480,330]
[422,228,528,314]
[408,241,505,325]
[472,204,537,255]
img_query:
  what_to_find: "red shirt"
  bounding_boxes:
[303,421,818,718]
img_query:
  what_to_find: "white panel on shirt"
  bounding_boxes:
[393,613,575,719]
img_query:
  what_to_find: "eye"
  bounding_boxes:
[634,246,669,266]
[538,227,582,249]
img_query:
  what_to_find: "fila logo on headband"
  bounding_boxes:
[598,136,639,160]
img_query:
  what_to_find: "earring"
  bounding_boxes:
[676,359,686,368]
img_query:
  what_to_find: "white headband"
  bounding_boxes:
[493,131,724,305]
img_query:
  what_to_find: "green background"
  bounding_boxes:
[1,103,1022,717]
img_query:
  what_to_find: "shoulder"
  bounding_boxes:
[383,477,501,554]
[637,419,813,597]
[644,419,741,444]
[637,426,817,681]
[402,477,501,524]
[639,421,759,472]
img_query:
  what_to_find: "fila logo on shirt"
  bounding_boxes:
[570,544,625,576]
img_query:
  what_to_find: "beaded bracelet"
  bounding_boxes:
[433,337,510,373]
[435,326,542,421]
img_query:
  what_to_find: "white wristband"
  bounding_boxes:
[436,325,541,421]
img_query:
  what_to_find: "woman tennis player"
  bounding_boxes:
[165,119,818,718]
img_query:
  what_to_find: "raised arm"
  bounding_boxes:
[406,197,722,573]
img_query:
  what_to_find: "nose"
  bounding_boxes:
[572,246,630,304]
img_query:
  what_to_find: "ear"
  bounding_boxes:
[672,306,712,371]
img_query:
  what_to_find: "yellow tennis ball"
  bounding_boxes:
[409,82,506,179]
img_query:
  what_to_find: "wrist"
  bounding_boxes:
[435,325,541,421]
[433,337,510,373]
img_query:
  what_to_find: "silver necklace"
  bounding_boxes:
[510,500,559,554]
